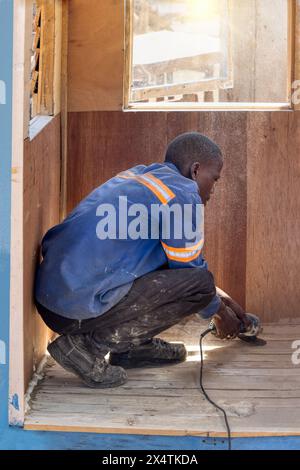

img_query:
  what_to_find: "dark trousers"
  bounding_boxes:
[36,267,216,354]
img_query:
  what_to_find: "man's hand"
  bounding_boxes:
[212,301,242,339]
[216,287,252,330]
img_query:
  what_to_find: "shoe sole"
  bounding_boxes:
[109,354,187,369]
[48,341,127,388]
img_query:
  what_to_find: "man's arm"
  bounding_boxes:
[216,286,251,328]
[196,287,250,339]
[212,301,241,339]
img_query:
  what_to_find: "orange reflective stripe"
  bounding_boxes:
[161,238,204,253]
[136,174,175,204]
[145,173,175,201]
[165,250,202,263]
[161,239,204,263]
[117,171,176,205]
[135,175,168,204]
[117,170,135,179]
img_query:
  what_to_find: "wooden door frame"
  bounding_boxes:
[9,0,67,426]
[9,0,32,427]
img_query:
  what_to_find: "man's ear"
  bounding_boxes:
[190,162,200,181]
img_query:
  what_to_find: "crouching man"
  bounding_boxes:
[35,132,249,388]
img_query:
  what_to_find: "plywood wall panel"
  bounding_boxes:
[67,111,247,308]
[67,110,300,321]
[24,115,61,387]
[68,0,124,112]
[165,112,248,307]
[67,111,169,209]
[246,111,300,321]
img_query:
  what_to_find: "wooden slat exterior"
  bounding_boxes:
[37,0,55,115]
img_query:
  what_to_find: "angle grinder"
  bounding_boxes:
[201,312,263,343]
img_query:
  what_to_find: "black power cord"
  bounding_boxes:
[199,329,232,450]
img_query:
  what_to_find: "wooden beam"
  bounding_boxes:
[293,0,300,109]
[286,0,296,107]
[125,102,291,111]
[9,0,33,427]
[123,0,133,110]
[131,78,233,102]
[53,0,62,116]
[23,423,300,438]
[60,0,69,219]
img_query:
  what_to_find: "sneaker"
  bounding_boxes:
[109,338,187,369]
[47,335,127,388]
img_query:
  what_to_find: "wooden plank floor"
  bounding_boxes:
[24,317,300,436]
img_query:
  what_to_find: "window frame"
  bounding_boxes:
[123,0,297,112]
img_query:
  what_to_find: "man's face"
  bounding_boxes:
[191,158,223,206]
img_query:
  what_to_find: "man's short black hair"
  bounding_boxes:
[164,132,222,174]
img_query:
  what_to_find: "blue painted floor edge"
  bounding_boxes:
[1,0,300,453]
[0,429,299,450]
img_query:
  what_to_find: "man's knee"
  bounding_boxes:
[192,267,216,297]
